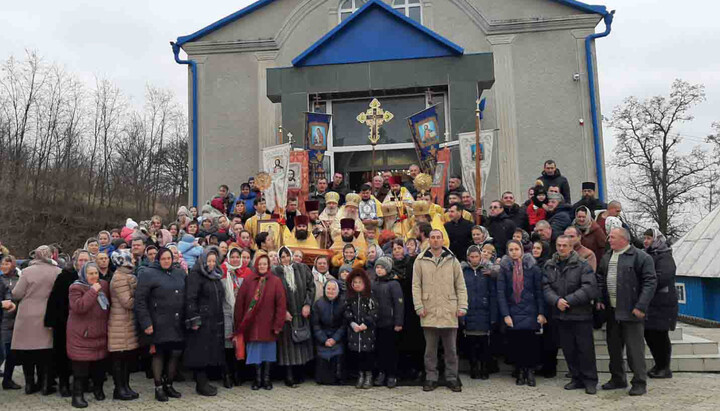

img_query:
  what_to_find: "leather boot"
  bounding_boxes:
[112,361,133,400]
[40,365,56,396]
[362,371,373,389]
[515,368,526,386]
[479,362,489,380]
[23,365,39,395]
[195,371,217,397]
[262,362,273,390]
[526,369,536,387]
[334,358,344,385]
[92,376,106,401]
[251,365,262,390]
[222,372,233,389]
[71,377,88,408]
[59,375,71,397]
[374,371,386,386]
[469,360,480,379]
[163,378,182,398]
[154,385,168,402]
[123,361,139,399]
[284,366,297,388]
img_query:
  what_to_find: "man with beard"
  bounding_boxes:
[381,203,405,238]
[283,215,319,248]
[329,193,366,240]
[572,182,607,218]
[330,218,367,258]
[285,198,301,232]
[404,201,449,248]
[358,184,384,236]
[383,176,414,205]
[319,192,341,231]
[443,175,466,205]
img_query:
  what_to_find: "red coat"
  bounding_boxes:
[233,272,286,343]
[526,204,547,231]
[66,281,110,362]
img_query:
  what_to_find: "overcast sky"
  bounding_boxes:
[1,0,718,150]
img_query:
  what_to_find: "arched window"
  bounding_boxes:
[392,0,422,24]
[338,0,367,22]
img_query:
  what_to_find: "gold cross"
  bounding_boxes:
[356,98,394,145]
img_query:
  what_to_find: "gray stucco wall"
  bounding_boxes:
[180,0,606,206]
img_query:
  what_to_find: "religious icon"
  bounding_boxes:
[273,158,284,174]
[311,125,326,146]
[307,118,330,151]
[258,220,281,239]
[470,143,484,162]
[417,119,437,144]
[432,163,445,187]
[287,163,301,189]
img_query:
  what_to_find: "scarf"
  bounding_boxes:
[199,246,223,280]
[73,262,109,310]
[574,206,593,234]
[283,264,297,292]
[647,228,669,253]
[312,266,330,285]
[512,259,524,304]
[238,274,268,333]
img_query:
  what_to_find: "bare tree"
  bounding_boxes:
[610,79,711,238]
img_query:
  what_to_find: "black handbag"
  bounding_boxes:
[592,305,607,330]
[291,317,311,343]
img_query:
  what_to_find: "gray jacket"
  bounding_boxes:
[596,246,657,322]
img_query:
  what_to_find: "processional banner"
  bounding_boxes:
[288,150,310,213]
[261,143,292,213]
[304,112,332,183]
[458,130,494,204]
[430,148,451,207]
[407,105,441,173]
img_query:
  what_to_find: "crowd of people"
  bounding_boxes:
[0,159,679,407]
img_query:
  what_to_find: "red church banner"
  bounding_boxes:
[289,150,310,213]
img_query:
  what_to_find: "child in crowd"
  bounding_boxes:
[371,256,403,388]
[344,269,378,389]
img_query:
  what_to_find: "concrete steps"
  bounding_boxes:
[557,327,720,373]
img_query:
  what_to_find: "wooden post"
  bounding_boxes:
[474,101,482,225]
[371,144,376,176]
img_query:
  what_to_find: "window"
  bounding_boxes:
[676,283,686,304]
[338,0,366,22]
[392,0,422,24]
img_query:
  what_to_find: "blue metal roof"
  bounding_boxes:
[174,0,608,48]
[292,0,463,67]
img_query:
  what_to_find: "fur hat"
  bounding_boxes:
[374,255,393,273]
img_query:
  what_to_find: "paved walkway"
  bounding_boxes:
[2,372,720,410]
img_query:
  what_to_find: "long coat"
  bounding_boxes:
[66,281,110,362]
[580,221,607,264]
[484,213,516,257]
[233,271,286,342]
[183,263,226,368]
[542,252,598,321]
[44,267,78,356]
[412,248,468,328]
[344,295,378,353]
[134,262,186,345]
[395,256,424,354]
[11,261,61,350]
[596,246,657,322]
[497,254,546,331]
[108,266,139,352]
[312,294,346,359]
[461,263,497,332]
[645,247,678,331]
[273,264,315,366]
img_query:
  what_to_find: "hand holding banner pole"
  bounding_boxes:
[475,96,486,224]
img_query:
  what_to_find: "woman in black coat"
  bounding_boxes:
[135,247,186,402]
[45,249,91,397]
[311,279,346,385]
[643,229,678,379]
[184,247,226,396]
[497,240,546,387]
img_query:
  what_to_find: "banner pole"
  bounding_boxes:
[474,101,482,225]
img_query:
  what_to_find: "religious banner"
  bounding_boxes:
[261,143,292,213]
[305,112,331,184]
[407,105,441,173]
[289,150,310,214]
[430,147,451,207]
[459,130,494,204]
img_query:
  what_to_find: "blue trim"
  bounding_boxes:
[585,10,614,202]
[171,42,198,207]
[292,0,463,67]
[175,0,277,46]
[551,0,607,15]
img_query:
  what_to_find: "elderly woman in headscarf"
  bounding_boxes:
[184,247,226,396]
[66,262,111,407]
[273,246,315,388]
[10,246,61,395]
[311,279,345,385]
[45,249,91,397]
[642,228,678,379]
[107,250,140,401]
[311,255,335,303]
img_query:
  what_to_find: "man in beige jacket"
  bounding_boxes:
[412,230,468,392]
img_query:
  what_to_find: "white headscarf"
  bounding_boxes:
[279,246,296,292]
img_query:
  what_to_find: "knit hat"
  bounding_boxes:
[547,192,564,202]
[338,264,353,275]
[126,218,138,229]
[374,255,393,273]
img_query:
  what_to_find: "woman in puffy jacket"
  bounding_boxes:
[66,262,111,408]
[497,240,546,387]
[107,250,139,401]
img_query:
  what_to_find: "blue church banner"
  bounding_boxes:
[407,105,441,173]
[304,112,332,163]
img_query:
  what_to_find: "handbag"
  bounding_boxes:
[291,317,311,343]
[232,334,246,360]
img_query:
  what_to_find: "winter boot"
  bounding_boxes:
[71,378,88,409]
[251,365,262,390]
[362,371,373,389]
[262,362,273,390]
[112,361,133,400]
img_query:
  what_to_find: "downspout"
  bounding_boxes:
[171,41,199,207]
[585,10,614,203]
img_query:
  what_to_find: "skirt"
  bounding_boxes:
[246,341,277,365]
[277,323,314,366]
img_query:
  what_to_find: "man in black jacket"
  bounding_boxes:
[501,191,529,232]
[537,160,572,204]
[596,227,657,396]
[483,200,516,258]
[543,236,599,395]
[546,193,573,239]
[329,172,349,205]
[444,203,473,261]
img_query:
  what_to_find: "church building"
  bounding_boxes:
[172,0,613,206]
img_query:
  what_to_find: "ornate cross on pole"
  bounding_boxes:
[357,98,394,175]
